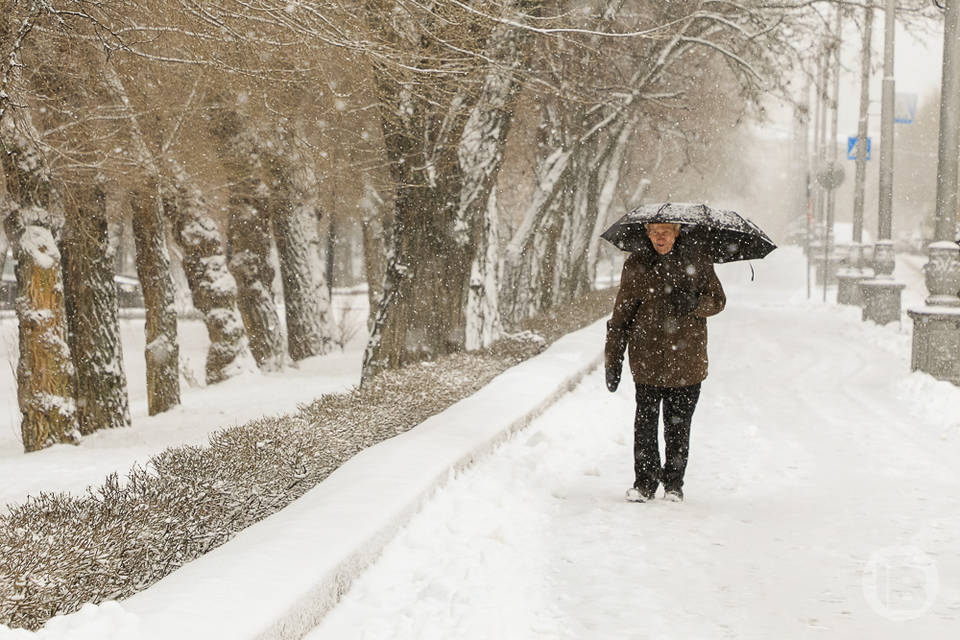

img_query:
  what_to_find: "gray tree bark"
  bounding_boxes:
[210,106,285,371]
[164,161,256,384]
[263,130,332,360]
[61,179,131,434]
[362,1,535,379]
[129,186,181,415]
[359,179,387,328]
[102,61,180,415]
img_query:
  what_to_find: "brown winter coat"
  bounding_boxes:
[605,238,726,388]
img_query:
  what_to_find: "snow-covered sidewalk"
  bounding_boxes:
[308,247,960,640]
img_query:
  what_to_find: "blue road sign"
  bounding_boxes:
[895,92,917,124]
[847,136,872,160]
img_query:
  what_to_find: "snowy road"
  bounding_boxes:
[306,248,960,640]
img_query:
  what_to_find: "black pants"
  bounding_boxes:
[633,383,701,495]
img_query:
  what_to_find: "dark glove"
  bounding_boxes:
[606,364,621,392]
[667,288,700,315]
[605,323,627,392]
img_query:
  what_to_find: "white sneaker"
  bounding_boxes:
[625,487,653,502]
[663,489,684,502]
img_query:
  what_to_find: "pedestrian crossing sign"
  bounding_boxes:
[847,136,871,161]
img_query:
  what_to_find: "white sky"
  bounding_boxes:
[762,12,945,142]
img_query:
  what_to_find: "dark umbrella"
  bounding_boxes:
[601,202,777,263]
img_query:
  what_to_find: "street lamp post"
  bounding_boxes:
[822,6,843,301]
[908,0,960,385]
[837,3,874,305]
[860,0,906,324]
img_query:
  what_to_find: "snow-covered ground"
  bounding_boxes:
[306,248,960,640]
[0,291,370,509]
[4,246,960,639]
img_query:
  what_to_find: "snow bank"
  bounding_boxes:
[2,319,604,640]
[0,604,139,640]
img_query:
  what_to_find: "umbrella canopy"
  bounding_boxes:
[601,202,777,263]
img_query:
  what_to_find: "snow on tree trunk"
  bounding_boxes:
[0,222,8,273]
[585,122,633,284]
[102,61,180,415]
[164,161,256,384]
[359,179,386,328]
[499,102,573,326]
[457,18,528,350]
[2,205,80,451]
[360,61,474,379]
[363,169,473,378]
[210,107,285,371]
[61,180,131,434]
[226,187,284,371]
[1,110,79,451]
[264,132,332,361]
[552,156,592,306]
[129,184,181,416]
[465,190,502,350]
[539,180,570,309]
[552,121,633,304]
[363,5,532,379]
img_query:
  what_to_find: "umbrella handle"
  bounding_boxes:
[749,262,755,281]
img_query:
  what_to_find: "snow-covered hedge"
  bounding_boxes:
[0,289,615,631]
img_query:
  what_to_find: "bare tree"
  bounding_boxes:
[164,160,257,383]
[360,0,539,379]
[209,103,286,370]
[263,126,333,360]
[61,179,131,433]
[1,110,79,451]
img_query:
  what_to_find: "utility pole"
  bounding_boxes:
[808,49,828,299]
[838,2,874,306]
[823,5,843,303]
[908,0,960,385]
[803,77,813,300]
[860,0,905,324]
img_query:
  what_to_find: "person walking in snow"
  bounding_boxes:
[605,222,726,503]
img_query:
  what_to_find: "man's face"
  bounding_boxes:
[647,224,680,255]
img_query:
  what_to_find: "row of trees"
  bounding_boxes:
[0,0,875,452]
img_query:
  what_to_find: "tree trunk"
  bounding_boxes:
[0,222,9,275]
[585,121,634,283]
[164,161,256,384]
[456,17,530,349]
[500,100,572,326]
[264,133,332,361]
[362,5,533,379]
[101,61,180,415]
[210,106,285,370]
[363,171,472,376]
[1,108,79,451]
[359,179,386,327]
[61,179,131,434]
[129,185,181,415]
[465,190,502,350]
[360,50,473,379]
[226,191,284,371]
[3,204,80,451]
